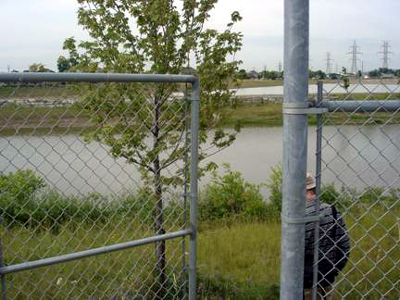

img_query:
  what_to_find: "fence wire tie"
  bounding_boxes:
[281,214,322,224]
[283,102,327,115]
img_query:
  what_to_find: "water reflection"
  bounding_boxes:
[1,125,399,198]
[234,84,399,96]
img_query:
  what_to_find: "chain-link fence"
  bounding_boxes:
[1,75,399,300]
[0,72,199,299]
[281,1,399,299]
[309,78,400,299]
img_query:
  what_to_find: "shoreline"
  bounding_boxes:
[1,100,400,135]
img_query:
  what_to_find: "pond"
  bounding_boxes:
[234,83,399,96]
[1,125,399,198]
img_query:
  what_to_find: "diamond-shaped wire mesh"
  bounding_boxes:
[313,77,400,299]
[0,78,192,299]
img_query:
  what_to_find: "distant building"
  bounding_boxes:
[327,73,340,80]
[381,73,395,79]
[247,70,260,79]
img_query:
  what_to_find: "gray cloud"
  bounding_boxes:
[0,0,398,72]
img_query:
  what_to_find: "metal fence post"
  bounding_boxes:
[311,81,323,300]
[188,77,200,300]
[280,0,309,299]
[181,85,191,300]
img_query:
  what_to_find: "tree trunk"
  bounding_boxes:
[154,159,166,293]
[153,95,166,298]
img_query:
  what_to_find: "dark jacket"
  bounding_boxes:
[304,201,350,288]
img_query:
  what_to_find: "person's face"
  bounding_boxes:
[306,189,315,202]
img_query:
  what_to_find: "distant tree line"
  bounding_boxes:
[308,69,326,80]
[9,62,400,80]
[235,69,283,80]
[368,68,400,78]
[234,67,400,81]
[260,70,284,80]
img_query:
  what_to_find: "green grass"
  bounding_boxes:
[0,104,91,135]
[1,87,400,134]
[232,79,283,88]
[0,169,400,299]
[221,103,283,127]
[0,105,85,120]
[327,92,400,101]
[3,221,186,299]
[221,102,400,128]
[0,85,78,98]
[2,101,400,135]
[197,203,400,299]
[338,204,399,299]
[198,222,281,283]
[2,202,398,299]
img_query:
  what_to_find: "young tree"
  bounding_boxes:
[308,69,326,80]
[28,63,47,72]
[57,56,78,72]
[62,0,242,293]
[261,70,279,80]
[369,69,380,77]
[237,69,247,79]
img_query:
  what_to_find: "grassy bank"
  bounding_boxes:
[232,79,283,88]
[1,170,399,299]
[221,103,283,127]
[3,222,187,299]
[0,85,77,98]
[2,98,400,135]
[198,204,399,299]
[3,207,398,299]
[2,78,398,95]
[1,78,399,134]
[220,100,400,128]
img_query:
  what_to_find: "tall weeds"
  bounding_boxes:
[1,169,399,299]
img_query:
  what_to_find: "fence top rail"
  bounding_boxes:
[322,99,400,112]
[0,72,197,84]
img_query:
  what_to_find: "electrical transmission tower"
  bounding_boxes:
[348,40,362,74]
[325,52,333,74]
[379,41,392,69]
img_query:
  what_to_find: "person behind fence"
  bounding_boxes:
[303,172,350,300]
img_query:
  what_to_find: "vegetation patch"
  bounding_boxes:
[1,168,399,299]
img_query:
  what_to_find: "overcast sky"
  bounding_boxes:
[1,0,399,73]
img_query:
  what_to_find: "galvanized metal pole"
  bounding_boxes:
[322,100,400,112]
[0,72,195,84]
[188,77,200,300]
[181,85,190,300]
[280,0,309,299]
[0,230,191,275]
[311,81,324,300]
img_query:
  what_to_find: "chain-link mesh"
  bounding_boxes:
[312,77,400,299]
[0,75,195,299]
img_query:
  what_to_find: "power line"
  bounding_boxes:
[347,40,362,74]
[378,41,392,69]
[325,52,333,74]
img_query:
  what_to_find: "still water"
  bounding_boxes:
[234,84,400,96]
[1,125,399,197]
